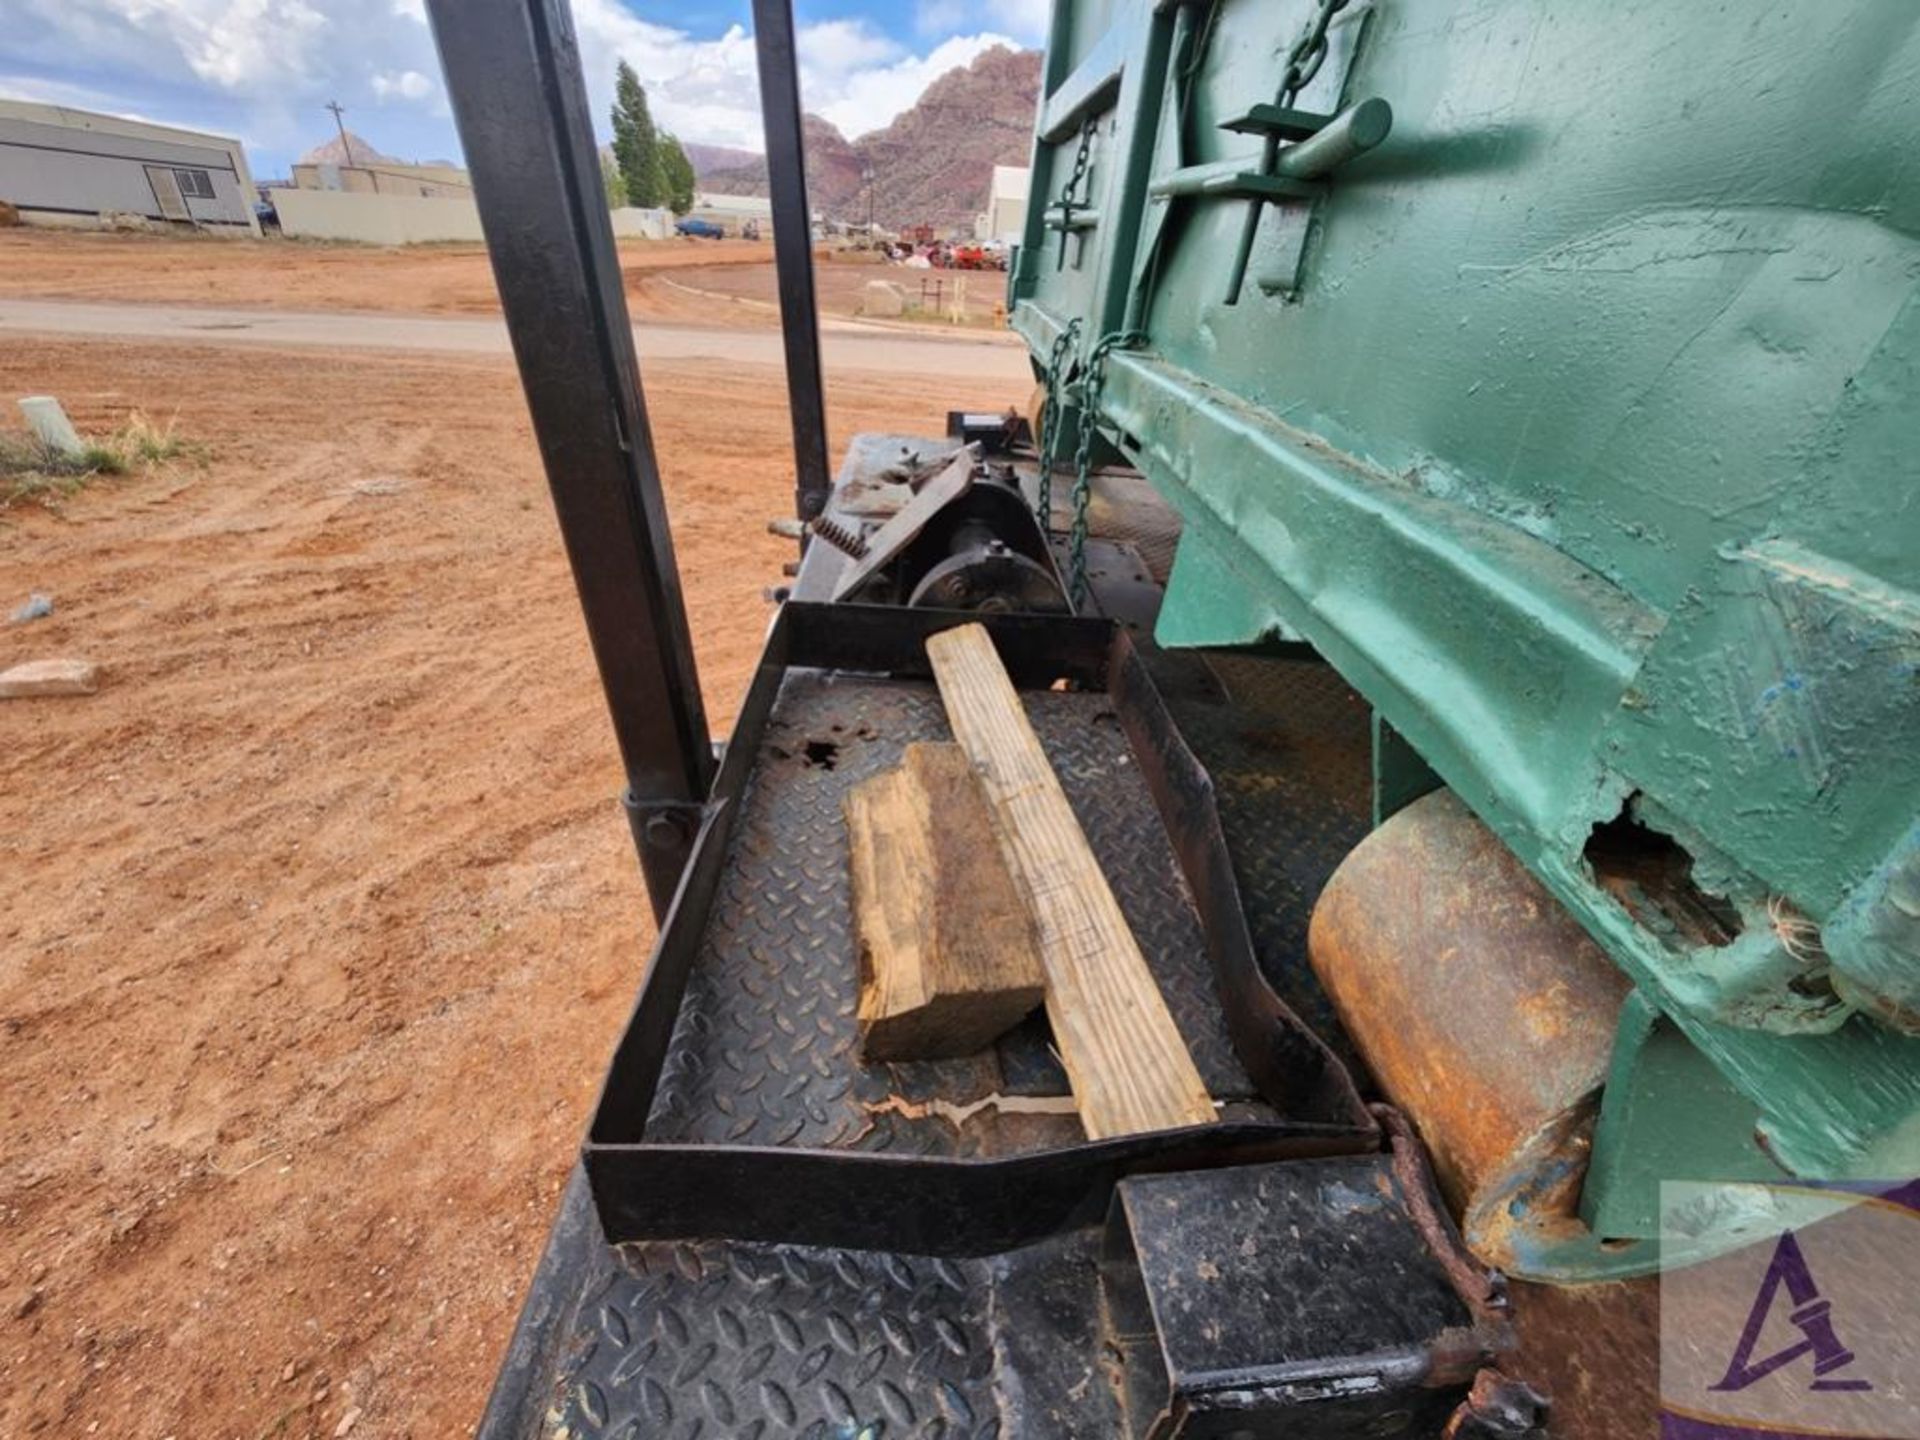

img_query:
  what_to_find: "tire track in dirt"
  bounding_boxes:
[0,337,1025,1437]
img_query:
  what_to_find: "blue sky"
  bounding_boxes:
[1,0,1047,178]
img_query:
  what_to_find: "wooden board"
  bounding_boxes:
[925,623,1216,1138]
[846,742,1047,1060]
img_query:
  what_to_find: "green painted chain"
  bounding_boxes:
[1066,329,1148,607]
[1052,116,1097,271]
[1280,0,1352,105]
[1034,317,1082,532]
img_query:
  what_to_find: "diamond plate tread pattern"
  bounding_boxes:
[643,673,1258,1157]
[1167,652,1375,1080]
[548,1238,1002,1439]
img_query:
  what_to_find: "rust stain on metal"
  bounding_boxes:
[1310,791,1631,1272]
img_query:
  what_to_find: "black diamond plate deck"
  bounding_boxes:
[479,452,1428,1440]
[1168,653,1376,1082]
[645,672,1261,1162]
[494,1171,1125,1440]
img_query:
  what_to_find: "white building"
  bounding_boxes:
[976,164,1030,245]
[0,97,260,235]
[688,191,772,233]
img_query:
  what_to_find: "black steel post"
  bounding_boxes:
[750,0,833,527]
[424,0,713,920]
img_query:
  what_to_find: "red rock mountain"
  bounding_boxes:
[695,46,1040,231]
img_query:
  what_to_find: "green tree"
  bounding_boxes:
[610,60,665,207]
[600,150,628,209]
[656,133,696,215]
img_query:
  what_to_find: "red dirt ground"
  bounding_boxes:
[0,330,1024,1437]
[0,230,1000,328]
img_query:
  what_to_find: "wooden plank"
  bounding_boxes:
[925,623,1215,1138]
[846,742,1047,1060]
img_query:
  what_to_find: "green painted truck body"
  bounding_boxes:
[1012,0,1920,1185]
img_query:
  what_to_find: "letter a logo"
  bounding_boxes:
[1711,1229,1872,1394]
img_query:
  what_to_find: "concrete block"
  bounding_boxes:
[860,280,907,318]
[0,658,99,698]
[18,397,84,457]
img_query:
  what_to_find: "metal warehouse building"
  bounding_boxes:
[0,97,259,235]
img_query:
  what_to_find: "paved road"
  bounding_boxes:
[0,298,1034,379]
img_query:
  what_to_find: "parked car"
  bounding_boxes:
[674,217,725,240]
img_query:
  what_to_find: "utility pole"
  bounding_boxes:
[325,100,355,167]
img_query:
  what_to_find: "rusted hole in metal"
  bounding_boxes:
[1583,799,1741,948]
[801,739,840,771]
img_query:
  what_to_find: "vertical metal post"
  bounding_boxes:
[750,0,833,527]
[424,0,714,920]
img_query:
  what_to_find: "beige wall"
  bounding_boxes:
[270,187,485,244]
[290,162,472,199]
[270,188,675,247]
[610,206,671,240]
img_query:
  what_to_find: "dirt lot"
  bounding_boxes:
[0,308,1023,1432]
[0,230,1005,327]
[641,256,1007,328]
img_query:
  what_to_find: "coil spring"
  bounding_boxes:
[808,515,870,559]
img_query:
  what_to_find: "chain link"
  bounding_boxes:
[1034,317,1082,531]
[1052,116,1098,271]
[1066,329,1147,608]
[1280,0,1352,105]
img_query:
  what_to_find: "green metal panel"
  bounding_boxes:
[1014,0,1920,1179]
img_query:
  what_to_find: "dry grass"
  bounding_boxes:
[0,411,199,511]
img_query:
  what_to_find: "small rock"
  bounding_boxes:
[334,1407,362,1436]
[0,659,99,698]
[9,593,53,622]
[282,1359,300,1383]
[859,279,908,318]
[11,1288,43,1319]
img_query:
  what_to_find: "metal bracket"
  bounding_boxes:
[1044,203,1100,269]
[622,793,705,925]
[1219,103,1333,140]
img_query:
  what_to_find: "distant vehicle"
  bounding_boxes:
[253,198,279,232]
[674,217,725,240]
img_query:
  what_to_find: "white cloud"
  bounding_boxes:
[567,0,1021,150]
[7,0,439,158]
[798,18,903,74]
[371,69,433,102]
[6,0,1031,165]
[919,0,1049,45]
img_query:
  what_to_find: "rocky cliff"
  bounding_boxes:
[693,46,1039,231]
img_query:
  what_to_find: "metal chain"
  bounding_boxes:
[1034,317,1082,530]
[1225,0,1351,305]
[1066,329,1147,608]
[1052,116,1097,271]
[1280,0,1352,106]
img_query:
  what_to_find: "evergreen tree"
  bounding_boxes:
[657,133,696,216]
[610,61,665,207]
[600,150,629,209]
